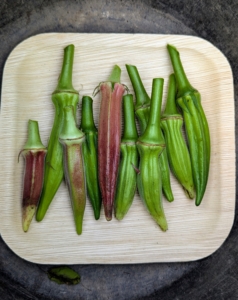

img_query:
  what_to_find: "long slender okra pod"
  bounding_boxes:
[167,44,210,206]
[36,45,79,221]
[59,106,86,235]
[98,65,125,221]
[20,120,47,232]
[137,78,168,231]
[161,74,195,198]
[126,64,173,202]
[80,96,101,220]
[115,94,138,220]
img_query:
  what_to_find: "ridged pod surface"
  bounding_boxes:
[80,96,101,220]
[136,78,168,231]
[126,64,173,202]
[36,44,79,221]
[115,94,138,220]
[167,44,210,205]
[161,74,195,198]
[98,65,125,220]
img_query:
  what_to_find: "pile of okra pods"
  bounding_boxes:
[20,44,210,234]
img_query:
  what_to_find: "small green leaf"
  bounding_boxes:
[47,266,80,285]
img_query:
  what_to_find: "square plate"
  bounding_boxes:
[0,33,235,264]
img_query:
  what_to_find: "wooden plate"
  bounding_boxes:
[0,33,235,264]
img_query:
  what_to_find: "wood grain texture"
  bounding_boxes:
[0,33,235,264]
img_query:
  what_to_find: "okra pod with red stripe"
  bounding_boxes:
[115,94,138,220]
[167,44,210,206]
[97,65,125,221]
[137,78,168,231]
[36,44,79,221]
[20,120,47,232]
[80,96,102,220]
[59,106,86,235]
[126,64,174,202]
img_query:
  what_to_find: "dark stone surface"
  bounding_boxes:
[0,0,237,299]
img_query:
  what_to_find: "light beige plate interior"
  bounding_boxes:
[0,33,235,264]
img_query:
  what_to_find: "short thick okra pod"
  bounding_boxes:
[20,120,47,232]
[115,94,138,220]
[36,45,79,221]
[59,106,86,235]
[161,74,195,198]
[98,65,125,221]
[167,44,210,206]
[137,78,168,231]
[80,96,101,220]
[126,64,173,202]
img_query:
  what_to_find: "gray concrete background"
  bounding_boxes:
[0,0,237,299]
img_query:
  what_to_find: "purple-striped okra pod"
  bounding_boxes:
[80,96,102,220]
[59,106,86,235]
[114,94,138,220]
[36,44,79,221]
[137,78,168,231]
[97,65,125,221]
[161,74,195,198]
[20,120,47,232]
[126,64,174,202]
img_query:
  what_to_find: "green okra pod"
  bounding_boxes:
[59,106,86,235]
[115,94,138,220]
[36,45,79,221]
[167,44,210,206]
[161,74,195,198]
[126,64,173,202]
[137,78,168,231]
[80,96,101,220]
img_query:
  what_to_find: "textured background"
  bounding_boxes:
[0,0,237,299]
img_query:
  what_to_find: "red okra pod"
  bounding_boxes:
[97,65,125,221]
[20,120,47,232]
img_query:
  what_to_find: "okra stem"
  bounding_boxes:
[126,64,150,110]
[167,44,195,97]
[163,74,177,115]
[140,78,164,144]
[122,94,138,142]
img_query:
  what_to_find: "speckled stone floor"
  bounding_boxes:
[0,1,237,299]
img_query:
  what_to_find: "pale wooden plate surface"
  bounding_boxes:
[0,33,235,264]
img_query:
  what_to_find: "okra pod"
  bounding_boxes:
[126,64,173,202]
[161,74,195,198]
[36,45,79,221]
[167,44,210,205]
[97,65,125,221]
[137,78,168,231]
[59,106,86,235]
[20,120,47,232]
[80,96,101,220]
[115,94,138,220]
